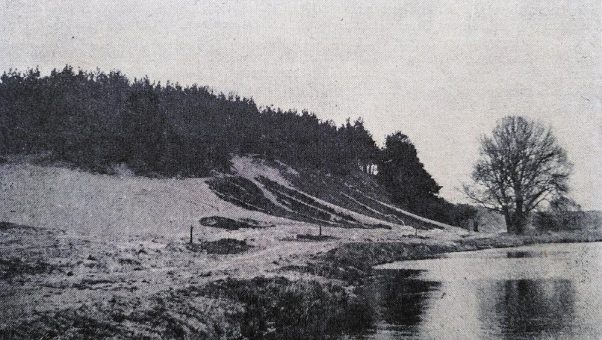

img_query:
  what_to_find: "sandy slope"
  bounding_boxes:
[0,156,461,239]
[0,162,293,239]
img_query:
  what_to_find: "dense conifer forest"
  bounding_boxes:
[0,66,475,226]
[0,66,380,175]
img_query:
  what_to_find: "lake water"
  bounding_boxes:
[355,242,602,339]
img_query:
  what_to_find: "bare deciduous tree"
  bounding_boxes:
[463,116,572,234]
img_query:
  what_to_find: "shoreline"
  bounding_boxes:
[293,229,602,284]
[1,222,600,338]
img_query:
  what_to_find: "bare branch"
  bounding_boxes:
[463,116,572,233]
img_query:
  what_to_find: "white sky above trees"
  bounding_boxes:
[1,0,600,209]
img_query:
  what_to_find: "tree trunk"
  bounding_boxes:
[504,212,515,234]
[513,212,529,234]
[505,211,529,234]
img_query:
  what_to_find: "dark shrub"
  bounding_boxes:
[203,277,374,339]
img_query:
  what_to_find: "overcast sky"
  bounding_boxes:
[1,0,600,209]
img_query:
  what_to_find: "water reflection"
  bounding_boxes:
[485,279,576,338]
[376,270,440,328]
[362,243,602,339]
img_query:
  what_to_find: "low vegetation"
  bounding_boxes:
[296,234,338,241]
[201,277,374,339]
[199,216,273,231]
[0,257,57,281]
[196,239,253,255]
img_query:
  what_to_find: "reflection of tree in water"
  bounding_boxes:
[487,279,576,338]
[373,270,440,328]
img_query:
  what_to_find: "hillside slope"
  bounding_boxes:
[0,155,458,239]
[0,155,486,338]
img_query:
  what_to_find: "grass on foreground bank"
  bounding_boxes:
[2,276,373,340]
